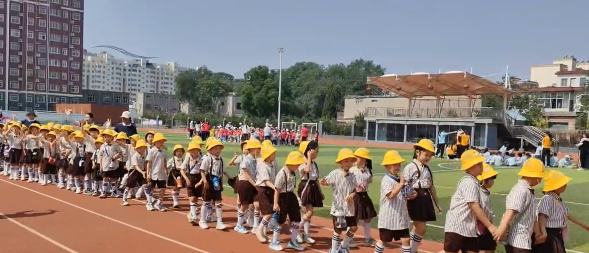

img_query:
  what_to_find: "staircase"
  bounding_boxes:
[502,111,546,148]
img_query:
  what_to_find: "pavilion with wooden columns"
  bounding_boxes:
[364,71,517,149]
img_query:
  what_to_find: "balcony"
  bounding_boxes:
[365,107,503,120]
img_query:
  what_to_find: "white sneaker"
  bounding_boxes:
[269,243,283,251]
[303,235,316,244]
[122,200,129,206]
[296,234,303,244]
[216,222,227,230]
[199,221,209,229]
[75,188,82,194]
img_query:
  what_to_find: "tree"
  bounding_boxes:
[509,92,545,127]
[574,85,589,129]
[174,67,229,113]
[240,66,279,118]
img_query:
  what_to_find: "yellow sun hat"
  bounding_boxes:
[381,150,405,166]
[173,144,185,153]
[206,138,224,151]
[518,158,549,178]
[135,139,148,149]
[116,132,129,140]
[187,141,202,152]
[299,141,310,154]
[335,148,356,163]
[543,170,571,192]
[129,134,140,142]
[477,163,498,181]
[262,139,272,147]
[414,139,435,153]
[101,129,116,137]
[261,145,277,161]
[460,150,485,171]
[152,133,167,143]
[47,131,57,137]
[354,147,371,160]
[245,139,262,150]
[285,151,305,166]
[95,137,104,144]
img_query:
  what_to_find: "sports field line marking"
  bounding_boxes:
[0,179,213,253]
[435,163,589,207]
[0,210,80,253]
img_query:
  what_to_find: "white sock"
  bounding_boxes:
[101,181,108,194]
[364,221,371,240]
[43,174,50,184]
[304,219,311,235]
[92,180,98,192]
[74,177,81,189]
[331,233,340,252]
[58,171,65,184]
[272,226,280,244]
[342,230,354,248]
[172,191,180,205]
[290,223,300,243]
[215,205,223,224]
[200,203,210,222]
[253,210,260,229]
[410,233,423,253]
[27,167,33,179]
[136,185,144,198]
[122,189,129,201]
[189,202,198,216]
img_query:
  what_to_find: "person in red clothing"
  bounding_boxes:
[280,129,287,145]
[301,126,309,141]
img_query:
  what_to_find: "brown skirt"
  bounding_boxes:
[40,158,58,174]
[236,180,257,205]
[297,180,323,208]
[256,186,275,215]
[354,191,377,220]
[407,188,436,222]
[278,192,301,224]
[531,228,565,253]
[66,158,85,176]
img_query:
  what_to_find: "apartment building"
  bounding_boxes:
[133,91,179,117]
[180,93,244,117]
[529,55,589,130]
[0,0,84,112]
[82,50,189,103]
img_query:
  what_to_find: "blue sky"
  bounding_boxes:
[84,1,587,80]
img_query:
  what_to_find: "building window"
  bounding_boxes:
[123,96,129,104]
[71,49,80,57]
[27,4,34,12]
[27,31,34,38]
[10,16,20,24]
[71,37,80,45]
[38,32,46,40]
[37,83,46,91]
[10,2,20,11]
[72,12,80,20]
[9,81,18,89]
[9,93,19,102]
[73,0,80,8]
[27,69,33,77]
[539,92,570,110]
[87,94,95,102]
[48,96,59,103]
[71,62,79,69]
[38,58,46,65]
[49,84,59,91]
[581,77,587,87]
[0,14,3,22]
[70,86,79,93]
[115,96,121,104]
[70,98,78,103]
[37,95,45,103]
[9,55,19,63]
[10,29,20,37]
[37,70,46,78]
[60,97,67,103]
[26,82,33,90]
[9,42,20,51]
[103,96,111,103]
[560,78,568,87]
[63,0,68,6]
[38,6,46,14]
[72,25,80,33]
[26,94,33,103]
[27,17,34,26]
[236,102,242,110]
[38,19,46,27]
[0,27,3,35]
[61,85,67,92]
[63,23,68,31]
[9,68,19,76]
[63,10,69,18]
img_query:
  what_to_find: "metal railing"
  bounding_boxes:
[365,107,503,120]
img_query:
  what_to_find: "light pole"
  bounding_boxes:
[277,48,283,129]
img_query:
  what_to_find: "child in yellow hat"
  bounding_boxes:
[182,141,205,225]
[444,150,496,253]
[533,170,589,253]
[296,140,322,245]
[39,131,58,186]
[122,140,149,207]
[320,148,358,253]
[476,164,499,253]
[403,139,441,253]
[234,139,262,234]
[91,137,104,196]
[266,151,305,251]
[253,145,281,250]
[98,129,124,199]
[350,147,377,247]
[198,138,232,230]
[494,158,548,251]
[375,150,414,253]
[144,133,168,211]
[65,131,87,194]
[166,144,185,209]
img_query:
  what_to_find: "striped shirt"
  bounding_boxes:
[479,186,494,221]
[274,167,296,193]
[505,180,537,250]
[255,160,275,186]
[350,166,372,192]
[378,174,410,230]
[298,158,319,180]
[199,153,224,177]
[182,154,201,174]
[444,174,481,237]
[238,155,257,181]
[537,192,568,229]
[166,157,183,170]
[402,160,433,189]
[324,169,356,217]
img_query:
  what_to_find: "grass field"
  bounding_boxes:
[148,132,589,253]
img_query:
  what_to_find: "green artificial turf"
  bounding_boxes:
[145,132,589,253]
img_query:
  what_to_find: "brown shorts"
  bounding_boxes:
[256,186,275,215]
[185,174,203,198]
[505,245,530,253]
[443,232,479,252]
[379,228,410,242]
[331,216,357,231]
[236,180,257,205]
[277,192,301,224]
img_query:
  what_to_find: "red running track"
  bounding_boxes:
[0,177,443,253]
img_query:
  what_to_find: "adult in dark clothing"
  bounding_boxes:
[112,111,137,143]
[21,111,40,127]
[576,133,589,169]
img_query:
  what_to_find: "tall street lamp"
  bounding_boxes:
[277,48,283,128]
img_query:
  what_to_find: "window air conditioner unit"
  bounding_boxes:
[19,13,23,16]
[18,52,22,55]
[18,65,22,68]
[17,103,22,106]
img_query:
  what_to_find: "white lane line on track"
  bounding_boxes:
[0,178,213,253]
[0,210,80,253]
